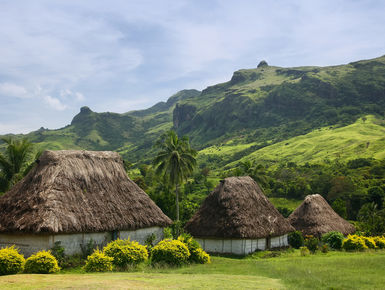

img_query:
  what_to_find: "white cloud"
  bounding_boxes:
[43,95,67,111]
[0,83,29,99]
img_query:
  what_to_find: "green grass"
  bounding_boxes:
[1,251,384,289]
[216,115,385,168]
[268,198,302,211]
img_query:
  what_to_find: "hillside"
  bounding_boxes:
[2,55,385,166]
[199,115,385,169]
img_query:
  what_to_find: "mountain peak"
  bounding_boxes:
[257,60,268,68]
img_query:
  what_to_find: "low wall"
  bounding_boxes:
[196,234,289,255]
[0,226,164,257]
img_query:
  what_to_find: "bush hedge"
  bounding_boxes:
[24,251,60,274]
[103,239,148,269]
[151,239,190,266]
[83,249,113,272]
[342,235,368,251]
[177,234,210,264]
[288,231,304,249]
[321,231,344,250]
[0,246,25,276]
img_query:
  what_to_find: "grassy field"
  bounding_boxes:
[201,115,385,169]
[1,250,384,289]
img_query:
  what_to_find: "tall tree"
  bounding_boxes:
[153,130,197,221]
[0,138,34,192]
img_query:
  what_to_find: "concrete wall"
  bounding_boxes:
[196,234,289,255]
[0,226,164,257]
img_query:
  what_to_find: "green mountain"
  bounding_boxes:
[4,55,385,166]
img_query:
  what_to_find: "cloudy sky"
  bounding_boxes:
[0,0,384,134]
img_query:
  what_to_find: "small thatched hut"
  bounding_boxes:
[0,150,172,256]
[185,176,294,255]
[288,194,355,237]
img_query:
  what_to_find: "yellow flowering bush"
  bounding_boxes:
[177,234,210,264]
[103,239,148,269]
[373,236,385,249]
[151,239,190,266]
[0,246,25,276]
[342,235,368,251]
[24,250,60,274]
[362,236,377,249]
[83,249,113,272]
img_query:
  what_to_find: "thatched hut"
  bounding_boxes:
[185,176,294,255]
[288,194,355,237]
[0,150,172,256]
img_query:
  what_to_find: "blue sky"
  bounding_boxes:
[0,0,384,134]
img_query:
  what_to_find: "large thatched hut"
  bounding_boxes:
[288,194,355,237]
[185,176,294,255]
[0,150,172,256]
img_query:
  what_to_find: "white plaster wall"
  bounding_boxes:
[0,234,51,257]
[196,234,288,255]
[0,227,165,257]
[52,232,111,256]
[119,227,164,244]
[271,234,288,248]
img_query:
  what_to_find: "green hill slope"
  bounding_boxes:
[198,115,385,169]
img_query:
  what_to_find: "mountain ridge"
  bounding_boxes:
[2,55,385,166]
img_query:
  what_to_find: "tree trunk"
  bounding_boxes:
[175,184,180,221]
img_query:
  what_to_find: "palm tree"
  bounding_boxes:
[0,137,34,192]
[239,160,268,188]
[153,130,197,221]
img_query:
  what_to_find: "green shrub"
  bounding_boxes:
[321,231,345,250]
[320,244,329,253]
[50,241,65,267]
[0,246,25,276]
[288,231,304,249]
[83,249,113,272]
[103,239,148,269]
[24,250,60,274]
[151,239,190,266]
[300,246,310,256]
[304,235,319,253]
[342,235,368,251]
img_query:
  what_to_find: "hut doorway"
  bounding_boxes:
[111,230,119,241]
[266,237,271,250]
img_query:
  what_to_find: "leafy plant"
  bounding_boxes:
[80,239,97,259]
[24,250,60,274]
[83,249,113,272]
[288,231,304,249]
[0,246,25,275]
[103,239,148,269]
[300,246,310,256]
[177,233,210,264]
[321,231,345,250]
[304,235,319,253]
[151,239,190,266]
[145,233,156,252]
[50,241,66,267]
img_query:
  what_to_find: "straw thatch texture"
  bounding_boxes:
[288,194,355,237]
[0,150,172,234]
[185,176,294,239]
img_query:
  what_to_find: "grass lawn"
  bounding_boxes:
[1,250,384,289]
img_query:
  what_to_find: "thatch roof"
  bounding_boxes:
[0,150,172,234]
[184,176,294,239]
[288,194,355,237]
